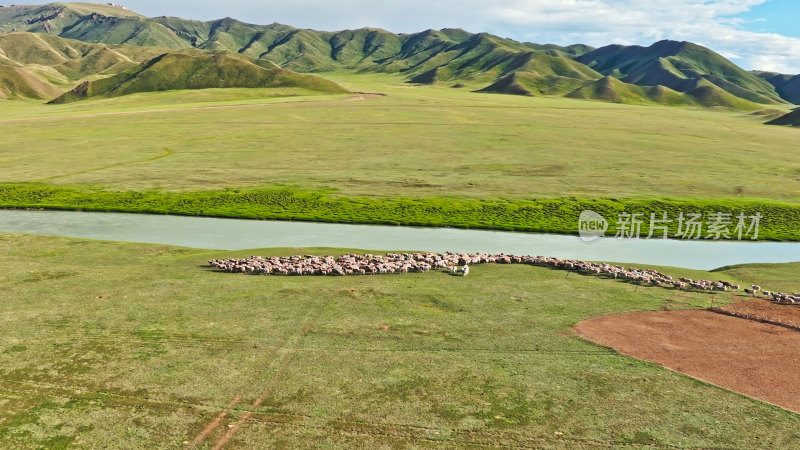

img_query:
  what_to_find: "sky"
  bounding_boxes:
[11,0,800,73]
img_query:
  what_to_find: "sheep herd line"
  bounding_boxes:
[209,252,800,305]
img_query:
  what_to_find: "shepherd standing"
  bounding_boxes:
[462,265,469,277]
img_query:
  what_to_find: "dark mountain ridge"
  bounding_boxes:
[753,71,800,105]
[765,109,800,127]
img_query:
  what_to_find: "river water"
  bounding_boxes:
[1,209,798,270]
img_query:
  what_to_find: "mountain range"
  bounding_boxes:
[0,2,798,110]
[0,31,346,100]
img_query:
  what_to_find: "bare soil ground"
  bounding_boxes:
[575,309,800,413]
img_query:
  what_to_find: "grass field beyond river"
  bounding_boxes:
[3,184,800,240]
[1,73,799,238]
[1,233,799,447]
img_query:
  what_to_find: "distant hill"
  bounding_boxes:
[765,109,800,127]
[523,43,594,59]
[0,64,63,99]
[0,31,170,99]
[754,71,800,105]
[0,32,167,80]
[683,79,764,110]
[576,40,786,105]
[0,2,187,48]
[565,76,689,105]
[1,3,795,110]
[415,36,602,92]
[0,31,346,102]
[479,71,593,97]
[49,52,348,103]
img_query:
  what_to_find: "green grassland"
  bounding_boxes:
[1,232,799,447]
[2,73,797,200]
[1,73,799,238]
[713,262,800,293]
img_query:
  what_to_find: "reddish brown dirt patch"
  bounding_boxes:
[345,93,384,101]
[717,299,800,329]
[575,310,800,413]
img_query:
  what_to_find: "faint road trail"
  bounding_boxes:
[189,299,331,449]
[38,148,173,182]
[0,94,372,125]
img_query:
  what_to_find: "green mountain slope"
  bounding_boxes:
[48,52,348,103]
[0,31,346,102]
[478,70,597,97]
[576,40,785,105]
[0,64,63,99]
[0,31,187,99]
[0,3,189,48]
[0,32,165,80]
[755,71,800,104]
[565,76,689,105]
[562,75,763,110]
[523,43,594,58]
[765,109,800,127]
[684,79,763,110]
[409,34,601,88]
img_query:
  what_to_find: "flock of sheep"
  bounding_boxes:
[744,286,800,305]
[209,251,798,305]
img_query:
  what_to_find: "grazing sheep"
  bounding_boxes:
[208,253,796,307]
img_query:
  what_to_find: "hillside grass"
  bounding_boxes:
[49,53,348,103]
[713,262,800,293]
[1,233,798,447]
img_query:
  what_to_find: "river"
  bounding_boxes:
[1,209,798,270]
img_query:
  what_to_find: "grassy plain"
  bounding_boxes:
[0,73,798,200]
[1,233,799,447]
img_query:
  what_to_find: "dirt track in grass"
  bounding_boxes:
[575,309,800,413]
